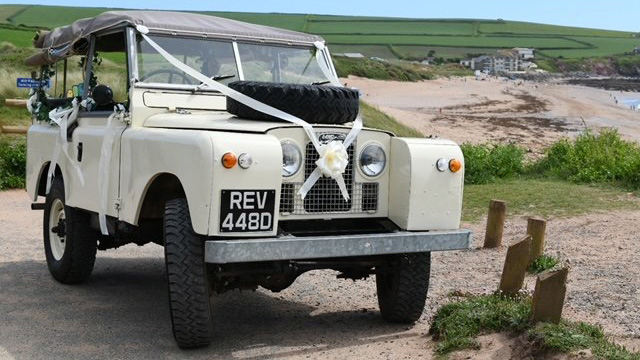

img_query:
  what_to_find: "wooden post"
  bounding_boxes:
[532,267,569,324]
[4,99,27,108]
[527,217,547,264]
[483,200,506,248]
[0,126,28,134]
[499,235,531,296]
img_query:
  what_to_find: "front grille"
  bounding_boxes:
[362,183,379,212]
[279,182,378,215]
[303,142,354,213]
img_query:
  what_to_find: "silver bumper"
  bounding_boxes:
[205,229,472,264]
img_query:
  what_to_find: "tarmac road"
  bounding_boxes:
[0,189,434,359]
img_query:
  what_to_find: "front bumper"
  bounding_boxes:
[205,229,472,264]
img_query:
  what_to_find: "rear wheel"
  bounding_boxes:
[376,252,431,323]
[164,198,213,348]
[43,178,98,284]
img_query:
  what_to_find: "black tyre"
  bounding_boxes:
[227,81,359,125]
[43,177,98,284]
[376,252,431,323]
[164,198,213,348]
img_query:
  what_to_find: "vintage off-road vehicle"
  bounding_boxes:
[25,11,471,348]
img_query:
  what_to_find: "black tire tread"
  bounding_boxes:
[44,178,97,284]
[376,252,431,323]
[227,81,359,125]
[164,198,212,348]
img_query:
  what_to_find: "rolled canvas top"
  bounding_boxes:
[27,10,325,65]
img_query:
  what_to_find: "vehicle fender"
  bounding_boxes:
[388,137,464,231]
[119,128,215,235]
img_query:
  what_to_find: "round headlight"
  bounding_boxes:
[436,158,448,172]
[281,141,302,177]
[359,144,386,177]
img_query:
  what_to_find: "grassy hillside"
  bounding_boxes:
[0,4,638,60]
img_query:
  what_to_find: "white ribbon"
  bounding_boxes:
[45,98,86,194]
[97,104,126,235]
[137,26,362,201]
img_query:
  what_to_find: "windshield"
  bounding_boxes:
[136,35,331,87]
[137,35,239,85]
[237,43,327,84]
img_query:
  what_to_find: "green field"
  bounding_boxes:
[0,4,638,60]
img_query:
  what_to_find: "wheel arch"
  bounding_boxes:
[135,172,187,224]
[36,162,64,197]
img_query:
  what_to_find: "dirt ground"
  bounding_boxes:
[1,189,639,359]
[346,76,640,154]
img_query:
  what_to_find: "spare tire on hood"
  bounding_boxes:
[226,81,359,125]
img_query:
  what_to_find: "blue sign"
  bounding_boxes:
[16,78,50,89]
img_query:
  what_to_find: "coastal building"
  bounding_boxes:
[512,47,535,59]
[471,53,519,74]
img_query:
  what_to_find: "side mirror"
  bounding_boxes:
[92,84,113,107]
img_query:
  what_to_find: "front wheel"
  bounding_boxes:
[376,252,431,323]
[43,178,98,284]
[164,198,213,348]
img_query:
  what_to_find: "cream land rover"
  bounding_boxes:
[25,11,471,348]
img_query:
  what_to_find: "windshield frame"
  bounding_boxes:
[130,28,337,93]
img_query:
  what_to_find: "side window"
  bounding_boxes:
[42,56,86,100]
[91,32,128,109]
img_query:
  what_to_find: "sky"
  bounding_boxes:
[4,0,639,32]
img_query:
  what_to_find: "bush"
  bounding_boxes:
[0,137,26,190]
[532,129,640,189]
[461,143,526,184]
[333,57,433,82]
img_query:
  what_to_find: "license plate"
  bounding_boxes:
[220,190,276,233]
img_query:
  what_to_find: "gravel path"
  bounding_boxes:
[1,189,639,359]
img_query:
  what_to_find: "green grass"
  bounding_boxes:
[308,20,475,35]
[478,20,633,37]
[329,44,398,59]
[529,322,640,359]
[0,106,30,127]
[0,27,36,47]
[333,57,433,81]
[430,294,640,358]
[360,101,422,137]
[462,179,640,222]
[0,136,26,190]
[324,34,585,48]
[2,5,637,60]
[528,255,560,274]
[0,5,25,24]
[430,293,532,354]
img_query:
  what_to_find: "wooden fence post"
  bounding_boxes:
[0,126,28,134]
[484,200,506,248]
[527,217,547,264]
[532,267,569,324]
[499,235,531,296]
[4,99,27,108]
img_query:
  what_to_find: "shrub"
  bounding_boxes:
[532,129,640,189]
[333,57,433,82]
[0,137,26,190]
[461,142,526,184]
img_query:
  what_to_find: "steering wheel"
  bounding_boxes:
[139,68,193,85]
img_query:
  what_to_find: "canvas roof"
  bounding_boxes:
[27,11,324,66]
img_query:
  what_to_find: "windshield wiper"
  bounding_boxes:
[311,80,331,85]
[192,74,236,92]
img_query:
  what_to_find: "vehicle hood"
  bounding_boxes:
[143,112,295,133]
[142,112,376,134]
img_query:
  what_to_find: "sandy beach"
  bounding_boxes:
[346,76,640,153]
